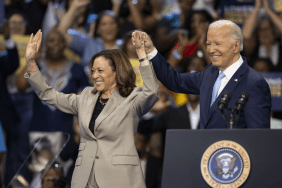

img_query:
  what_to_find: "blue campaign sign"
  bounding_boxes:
[261,72,282,111]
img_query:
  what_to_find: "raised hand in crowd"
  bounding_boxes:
[262,0,282,33]
[25,30,42,76]
[242,0,282,67]
[58,0,91,45]
[111,0,122,15]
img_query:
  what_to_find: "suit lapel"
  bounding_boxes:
[83,92,99,139]
[94,89,125,132]
[204,61,248,128]
[201,67,219,128]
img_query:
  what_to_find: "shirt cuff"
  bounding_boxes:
[147,48,158,60]
[4,35,15,49]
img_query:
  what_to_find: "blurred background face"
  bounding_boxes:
[45,31,66,61]
[97,14,118,41]
[126,39,138,58]
[41,168,63,188]
[8,13,26,35]
[91,56,117,93]
[186,56,206,73]
[190,13,206,34]
[178,0,195,12]
[253,60,271,72]
[258,19,275,46]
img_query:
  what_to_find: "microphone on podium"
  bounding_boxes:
[218,90,232,110]
[218,90,232,124]
[235,91,250,111]
[232,91,250,129]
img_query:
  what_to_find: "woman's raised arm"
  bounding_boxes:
[24,30,83,115]
[57,0,91,46]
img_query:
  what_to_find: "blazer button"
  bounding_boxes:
[95,156,99,159]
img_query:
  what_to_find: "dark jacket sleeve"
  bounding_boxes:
[151,52,205,95]
[0,47,20,78]
[244,77,271,128]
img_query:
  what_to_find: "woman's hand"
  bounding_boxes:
[132,30,151,65]
[132,30,155,54]
[25,30,42,63]
[132,30,146,53]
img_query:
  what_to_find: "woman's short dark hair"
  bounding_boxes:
[121,31,133,55]
[89,49,136,97]
[7,11,30,35]
[93,10,119,38]
[255,16,277,42]
[183,9,213,38]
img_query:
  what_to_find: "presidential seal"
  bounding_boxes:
[201,140,251,188]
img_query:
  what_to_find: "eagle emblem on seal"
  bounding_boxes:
[215,153,239,179]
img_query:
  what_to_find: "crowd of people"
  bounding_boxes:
[0,0,282,187]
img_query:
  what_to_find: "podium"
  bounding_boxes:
[162,129,282,188]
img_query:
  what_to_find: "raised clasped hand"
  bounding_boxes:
[132,30,146,51]
[25,29,42,63]
[131,30,155,54]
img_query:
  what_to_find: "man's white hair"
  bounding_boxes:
[209,20,243,51]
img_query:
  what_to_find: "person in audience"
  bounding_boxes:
[192,0,218,19]
[23,0,52,34]
[58,0,122,75]
[6,12,33,185]
[134,130,162,188]
[154,0,196,57]
[122,31,138,59]
[62,0,92,35]
[242,0,282,71]
[252,58,273,72]
[41,162,68,188]
[17,28,89,181]
[7,11,29,35]
[118,0,161,38]
[168,9,212,67]
[0,21,21,186]
[24,29,159,188]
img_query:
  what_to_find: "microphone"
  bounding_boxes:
[218,90,232,110]
[236,91,250,111]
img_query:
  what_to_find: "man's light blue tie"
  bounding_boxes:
[210,72,225,107]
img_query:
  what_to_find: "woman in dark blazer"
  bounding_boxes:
[24,30,159,188]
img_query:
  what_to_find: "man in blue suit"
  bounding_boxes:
[134,19,271,129]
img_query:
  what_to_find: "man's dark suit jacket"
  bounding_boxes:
[151,52,271,129]
[0,47,20,131]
